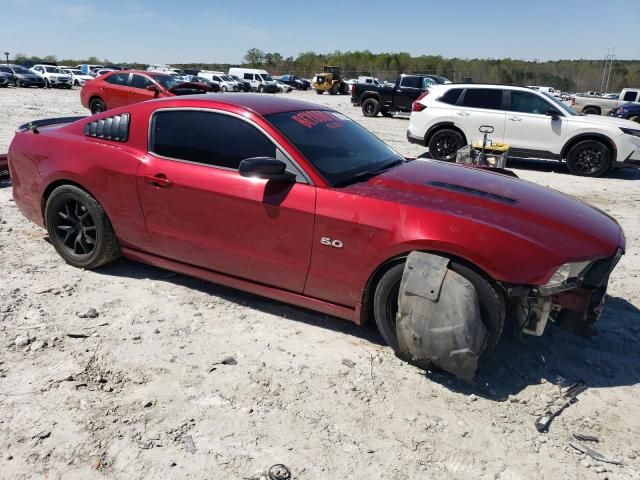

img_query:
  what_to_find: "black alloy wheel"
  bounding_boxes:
[428,129,464,161]
[361,98,380,117]
[51,197,97,259]
[45,185,121,269]
[89,98,106,114]
[566,140,611,177]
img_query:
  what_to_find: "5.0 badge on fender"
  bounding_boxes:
[320,237,343,248]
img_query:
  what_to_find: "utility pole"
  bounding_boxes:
[3,52,8,63]
[600,48,616,94]
[605,47,615,93]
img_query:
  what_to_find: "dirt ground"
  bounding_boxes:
[0,87,639,480]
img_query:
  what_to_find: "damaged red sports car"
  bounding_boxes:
[7,94,625,379]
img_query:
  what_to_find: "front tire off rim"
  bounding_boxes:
[51,198,97,259]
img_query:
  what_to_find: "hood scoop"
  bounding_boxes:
[427,180,517,205]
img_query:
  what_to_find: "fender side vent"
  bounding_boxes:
[84,113,130,142]
[427,180,517,204]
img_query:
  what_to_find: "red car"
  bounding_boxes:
[7,95,625,378]
[80,69,216,114]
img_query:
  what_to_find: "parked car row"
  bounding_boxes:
[0,64,47,88]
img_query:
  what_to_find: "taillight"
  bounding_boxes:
[351,84,355,95]
[412,90,429,112]
[571,97,576,106]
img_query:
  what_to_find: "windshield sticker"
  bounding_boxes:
[292,111,344,129]
[330,112,352,122]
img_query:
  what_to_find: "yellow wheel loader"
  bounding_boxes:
[312,66,350,95]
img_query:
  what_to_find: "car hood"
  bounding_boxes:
[343,160,623,262]
[574,114,639,129]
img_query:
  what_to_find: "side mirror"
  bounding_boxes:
[546,109,561,119]
[146,84,160,98]
[239,157,296,182]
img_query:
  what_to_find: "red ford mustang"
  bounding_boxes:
[7,94,625,378]
[80,69,216,114]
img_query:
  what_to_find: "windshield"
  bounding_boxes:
[45,66,63,73]
[542,92,578,116]
[260,74,273,81]
[13,66,32,74]
[266,110,404,186]
[149,74,180,89]
[70,69,83,75]
[221,75,234,82]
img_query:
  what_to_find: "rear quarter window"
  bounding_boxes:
[438,88,463,105]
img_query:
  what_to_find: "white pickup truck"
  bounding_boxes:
[571,88,640,115]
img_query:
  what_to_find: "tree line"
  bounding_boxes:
[9,49,640,93]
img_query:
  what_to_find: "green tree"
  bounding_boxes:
[243,48,265,67]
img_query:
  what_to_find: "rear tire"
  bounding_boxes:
[258,85,264,93]
[381,108,393,118]
[427,128,464,161]
[361,98,380,117]
[45,185,121,269]
[565,140,611,177]
[629,115,640,124]
[89,97,106,114]
[373,260,505,363]
[582,107,600,115]
[315,89,324,95]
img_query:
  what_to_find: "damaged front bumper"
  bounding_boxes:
[514,248,623,337]
[395,249,624,381]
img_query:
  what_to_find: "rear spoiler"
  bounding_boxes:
[18,116,87,133]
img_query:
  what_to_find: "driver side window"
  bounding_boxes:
[509,91,553,115]
[105,73,130,86]
[131,74,154,90]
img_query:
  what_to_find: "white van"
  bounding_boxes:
[228,68,278,93]
[198,71,239,92]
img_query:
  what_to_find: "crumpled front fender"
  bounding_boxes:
[396,252,487,381]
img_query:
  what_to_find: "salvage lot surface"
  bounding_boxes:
[0,87,639,479]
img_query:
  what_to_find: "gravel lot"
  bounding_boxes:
[1,87,639,479]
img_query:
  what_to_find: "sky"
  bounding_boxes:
[2,0,639,64]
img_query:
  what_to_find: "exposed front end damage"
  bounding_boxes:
[396,249,624,381]
[396,252,488,381]
[511,248,623,338]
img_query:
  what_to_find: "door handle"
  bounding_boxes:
[509,116,522,121]
[143,174,173,188]
[455,111,470,116]
[396,89,403,93]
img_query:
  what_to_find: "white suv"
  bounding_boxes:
[30,64,72,89]
[407,84,640,176]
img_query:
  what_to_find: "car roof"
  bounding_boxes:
[153,93,333,116]
[106,69,173,77]
[440,83,542,92]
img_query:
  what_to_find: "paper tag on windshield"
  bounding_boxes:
[331,112,352,121]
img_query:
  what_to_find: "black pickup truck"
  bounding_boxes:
[351,74,447,117]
